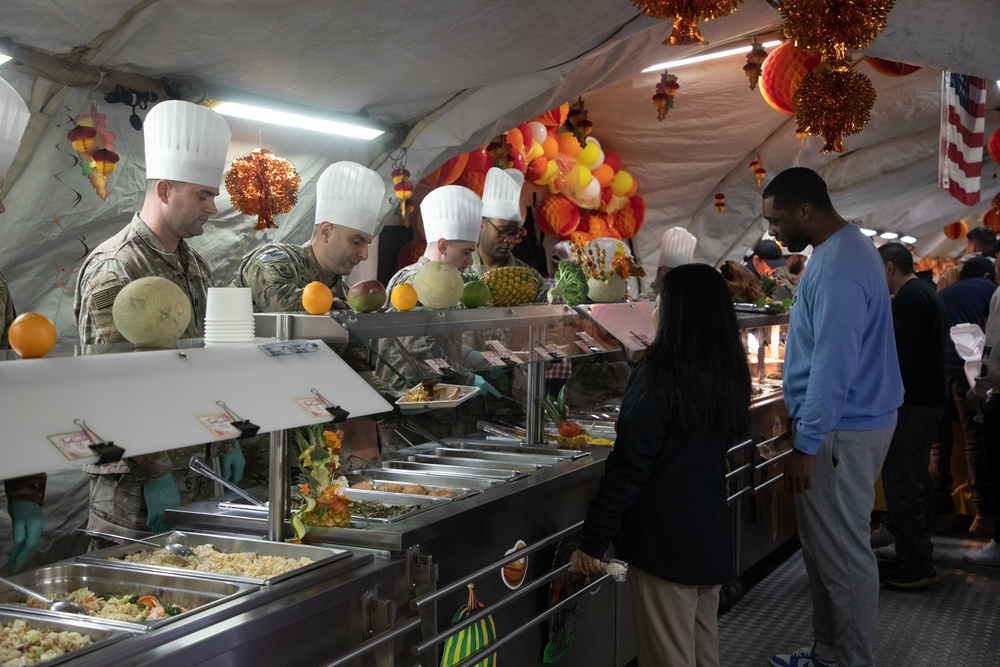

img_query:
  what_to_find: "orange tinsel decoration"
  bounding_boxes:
[793,67,876,153]
[631,0,744,45]
[780,0,895,65]
[225,149,301,230]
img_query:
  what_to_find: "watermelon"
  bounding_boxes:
[440,584,497,667]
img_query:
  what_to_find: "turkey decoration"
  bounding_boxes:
[420,102,644,245]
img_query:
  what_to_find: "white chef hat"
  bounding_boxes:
[0,78,30,180]
[659,227,697,268]
[144,100,231,188]
[314,161,386,235]
[482,167,525,224]
[421,185,483,244]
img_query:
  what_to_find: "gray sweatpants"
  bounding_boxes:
[795,421,896,667]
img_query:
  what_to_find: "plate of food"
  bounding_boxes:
[396,382,480,409]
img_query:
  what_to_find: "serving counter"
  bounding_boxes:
[1,303,795,666]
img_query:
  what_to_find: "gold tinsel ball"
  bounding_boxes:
[780,0,895,63]
[630,0,744,45]
[793,68,876,153]
[225,148,301,230]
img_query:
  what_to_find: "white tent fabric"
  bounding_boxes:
[1,0,999,341]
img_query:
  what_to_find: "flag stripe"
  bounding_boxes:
[939,71,989,205]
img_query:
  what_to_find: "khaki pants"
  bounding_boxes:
[628,565,721,667]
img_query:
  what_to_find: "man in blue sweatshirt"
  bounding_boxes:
[763,168,903,667]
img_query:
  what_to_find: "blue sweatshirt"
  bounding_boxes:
[783,224,903,454]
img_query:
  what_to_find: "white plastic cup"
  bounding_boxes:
[205,287,254,322]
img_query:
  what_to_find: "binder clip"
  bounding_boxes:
[74,419,125,464]
[216,401,260,439]
[311,389,350,424]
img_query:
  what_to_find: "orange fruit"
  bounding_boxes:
[8,312,57,359]
[302,281,334,314]
[390,283,418,311]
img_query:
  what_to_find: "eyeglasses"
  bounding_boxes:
[484,218,527,244]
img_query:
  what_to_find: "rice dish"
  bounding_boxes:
[116,544,312,579]
[0,619,93,666]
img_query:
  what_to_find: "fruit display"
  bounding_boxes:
[539,386,588,449]
[480,266,537,306]
[390,283,418,311]
[586,274,626,303]
[460,280,491,308]
[346,279,386,312]
[111,277,191,347]
[547,261,588,305]
[413,261,465,309]
[7,312,57,358]
[301,281,334,314]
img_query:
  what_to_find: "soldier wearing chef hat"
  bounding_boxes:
[639,226,697,300]
[0,77,49,568]
[73,100,243,548]
[233,161,386,313]
[465,167,546,302]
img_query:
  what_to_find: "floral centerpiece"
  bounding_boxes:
[288,424,353,542]
[571,240,645,302]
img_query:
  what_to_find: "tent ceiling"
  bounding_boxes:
[1,0,999,332]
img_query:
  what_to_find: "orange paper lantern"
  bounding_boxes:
[759,42,823,116]
[537,196,581,237]
[988,129,1000,165]
[535,103,570,129]
[864,56,921,77]
[462,169,486,198]
[525,156,548,183]
[944,220,968,240]
[984,208,1000,234]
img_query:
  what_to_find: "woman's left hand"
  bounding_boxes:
[570,548,604,574]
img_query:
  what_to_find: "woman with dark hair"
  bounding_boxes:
[571,263,751,667]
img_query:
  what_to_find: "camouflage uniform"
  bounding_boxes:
[464,250,548,303]
[0,269,15,350]
[637,283,660,301]
[72,214,228,542]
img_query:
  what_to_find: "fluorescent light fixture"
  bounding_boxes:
[642,40,782,73]
[880,231,899,239]
[213,101,383,140]
[900,235,916,244]
[860,228,878,236]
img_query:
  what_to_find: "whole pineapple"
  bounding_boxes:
[481,266,538,306]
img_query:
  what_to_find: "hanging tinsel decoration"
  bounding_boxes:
[653,72,680,121]
[631,0,744,45]
[714,193,726,211]
[390,149,413,217]
[778,0,895,66]
[224,148,301,230]
[565,98,592,147]
[742,37,769,90]
[793,66,876,153]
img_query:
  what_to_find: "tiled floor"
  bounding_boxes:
[718,535,1000,666]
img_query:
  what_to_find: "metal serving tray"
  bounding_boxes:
[0,562,255,630]
[423,447,574,467]
[378,460,529,480]
[405,453,549,473]
[0,609,132,665]
[442,441,591,460]
[217,489,450,525]
[78,530,351,586]
[344,470,501,495]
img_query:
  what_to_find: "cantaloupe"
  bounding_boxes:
[412,261,464,309]
[587,274,626,303]
[112,276,192,347]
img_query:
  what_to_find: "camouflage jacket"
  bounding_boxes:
[464,251,548,303]
[0,268,14,349]
[73,214,214,345]
[231,242,371,375]
[4,474,46,505]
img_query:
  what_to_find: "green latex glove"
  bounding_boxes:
[473,375,502,398]
[7,500,43,566]
[143,474,181,533]
[220,441,245,485]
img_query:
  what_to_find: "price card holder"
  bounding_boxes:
[258,340,320,357]
[479,350,508,367]
[198,414,243,438]
[424,357,455,375]
[48,430,100,461]
[71,419,125,464]
[486,340,522,365]
[576,331,606,353]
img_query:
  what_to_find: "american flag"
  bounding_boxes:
[939,71,989,206]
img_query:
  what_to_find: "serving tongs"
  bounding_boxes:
[81,529,201,564]
[0,575,90,615]
[189,456,265,507]
[403,418,450,448]
[476,420,526,442]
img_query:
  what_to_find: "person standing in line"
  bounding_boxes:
[763,168,902,667]
[571,263,751,667]
[873,242,948,589]
[935,225,997,291]
[637,226,697,300]
[73,101,243,545]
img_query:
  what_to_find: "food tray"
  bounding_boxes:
[0,562,255,630]
[344,471,498,496]
[423,447,573,467]
[395,383,479,409]
[77,531,351,586]
[0,608,132,665]
[406,453,550,473]
[444,441,591,460]
[379,460,529,480]
[218,489,450,525]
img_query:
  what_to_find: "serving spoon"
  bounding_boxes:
[0,575,89,615]
[81,529,201,564]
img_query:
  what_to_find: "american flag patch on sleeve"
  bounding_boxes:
[91,284,122,310]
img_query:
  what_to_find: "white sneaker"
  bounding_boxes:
[964,539,1000,567]
[870,525,895,548]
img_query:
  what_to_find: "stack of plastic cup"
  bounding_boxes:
[204,287,254,343]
